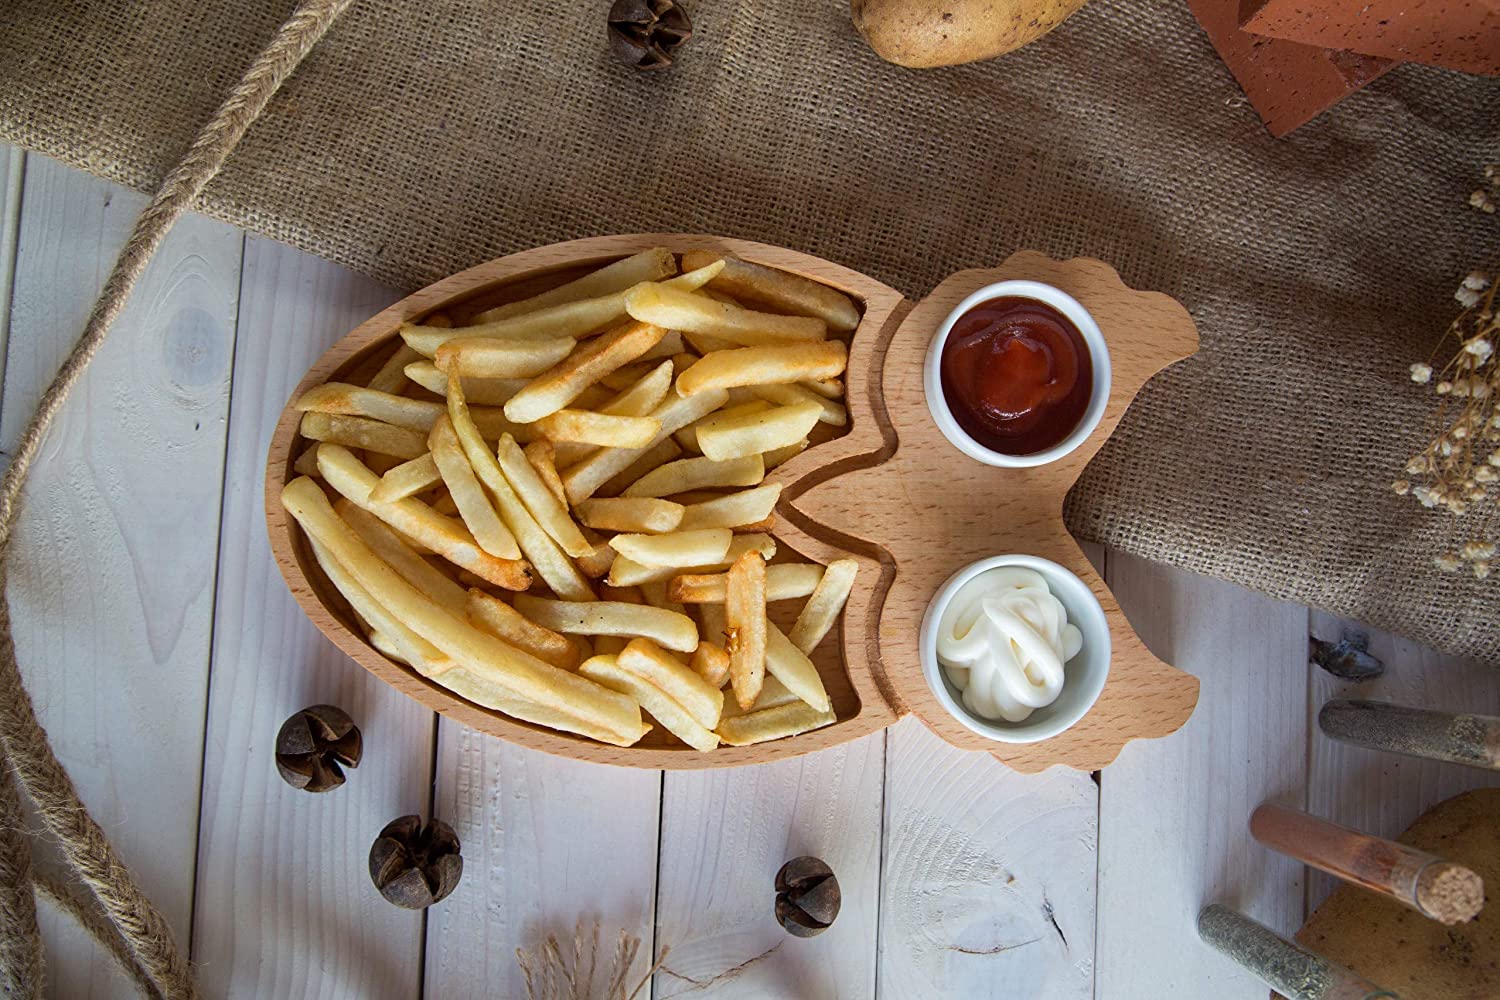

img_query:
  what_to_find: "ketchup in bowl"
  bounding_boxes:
[938,296,1093,456]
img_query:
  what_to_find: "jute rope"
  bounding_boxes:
[0,0,352,995]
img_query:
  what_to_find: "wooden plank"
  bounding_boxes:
[1095,553,1308,997]
[1,154,241,998]
[880,717,1097,998]
[653,735,884,998]
[1303,611,1500,911]
[190,236,432,998]
[0,144,22,400]
[422,729,661,997]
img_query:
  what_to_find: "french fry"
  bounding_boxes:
[748,382,847,426]
[636,329,686,362]
[523,440,568,505]
[447,375,594,601]
[562,388,729,504]
[434,336,576,379]
[668,562,823,604]
[513,596,699,653]
[638,580,686,616]
[466,589,579,670]
[368,453,442,504]
[438,663,648,747]
[801,378,843,398]
[405,360,527,405]
[503,321,667,423]
[698,602,729,648]
[576,541,616,580]
[404,260,725,356]
[676,342,848,397]
[762,439,809,470]
[624,283,826,346]
[695,402,822,462]
[579,655,719,752]
[334,498,469,614]
[577,497,685,534]
[363,451,404,476]
[618,638,723,729]
[765,622,831,712]
[716,701,836,746]
[719,675,800,718]
[494,433,591,557]
[609,529,732,568]
[300,411,427,460]
[293,444,322,478]
[677,483,782,531]
[604,555,682,588]
[789,558,858,654]
[622,454,763,498]
[681,329,739,355]
[428,414,520,559]
[599,360,673,418]
[681,250,861,332]
[604,532,778,587]
[472,248,677,324]
[536,410,660,449]
[367,343,424,394]
[595,438,682,498]
[690,641,730,689]
[725,550,768,709]
[296,382,445,431]
[523,440,617,577]
[317,445,532,590]
[281,477,643,741]
[306,535,449,671]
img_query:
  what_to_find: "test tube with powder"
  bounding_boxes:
[1197,905,1399,1000]
[1319,700,1500,771]
[1250,803,1484,926]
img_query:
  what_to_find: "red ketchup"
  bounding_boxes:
[939,296,1092,456]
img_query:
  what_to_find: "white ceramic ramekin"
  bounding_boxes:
[919,554,1111,743]
[923,280,1112,468]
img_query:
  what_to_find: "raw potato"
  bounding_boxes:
[850,0,1092,69]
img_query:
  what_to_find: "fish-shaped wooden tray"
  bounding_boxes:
[266,235,1201,771]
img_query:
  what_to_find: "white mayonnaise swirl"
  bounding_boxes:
[936,567,1083,723]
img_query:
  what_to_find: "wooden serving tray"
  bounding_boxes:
[266,235,1201,771]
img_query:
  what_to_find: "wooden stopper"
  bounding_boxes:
[1197,905,1400,999]
[1319,700,1500,770]
[1251,804,1484,925]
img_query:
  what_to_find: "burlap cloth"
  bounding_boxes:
[2,0,1497,661]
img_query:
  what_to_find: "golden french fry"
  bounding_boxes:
[676,341,847,398]
[622,454,763,498]
[716,701,836,746]
[523,440,568,505]
[317,445,532,590]
[439,663,648,747]
[577,497,685,534]
[334,498,469,614]
[789,558,858,654]
[307,535,450,670]
[434,336,576,379]
[472,248,677,324]
[637,329,687,362]
[725,550,767,710]
[446,375,593,601]
[698,602,728,648]
[677,483,782,531]
[293,444,322,478]
[762,439,809,470]
[600,360,673,418]
[430,492,459,518]
[537,410,661,449]
[695,402,822,462]
[562,388,729,504]
[720,675,799,718]
[281,476,643,741]
[748,382,847,426]
[404,360,527,405]
[579,655,719,752]
[598,361,657,392]
[494,433,591,557]
[618,638,723,729]
[466,588,579,670]
[801,378,843,398]
[514,596,699,653]
[625,283,826,346]
[604,532,777,587]
[368,453,442,504]
[690,641,731,689]
[429,414,520,559]
[638,580,686,615]
[503,321,667,424]
[300,411,427,460]
[609,529,732,568]
[668,562,823,604]
[595,438,682,498]
[296,382,445,431]
[404,260,725,356]
[523,439,615,576]
[681,250,861,333]
[766,622,831,712]
[363,451,403,476]
[681,329,739,355]
[366,343,424,394]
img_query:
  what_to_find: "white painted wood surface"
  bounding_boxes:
[2,146,1497,999]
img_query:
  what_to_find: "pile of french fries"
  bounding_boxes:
[281,248,861,751]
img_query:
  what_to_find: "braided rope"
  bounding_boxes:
[0,1,353,995]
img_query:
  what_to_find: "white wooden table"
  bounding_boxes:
[4,146,1496,999]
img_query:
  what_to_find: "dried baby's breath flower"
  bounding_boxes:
[1462,540,1496,561]
[1410,362,1433,383]
[1435,552,1462,571]
[1476,560,1493,580]
[1391,479,1411,495]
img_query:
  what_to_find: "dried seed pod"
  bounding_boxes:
[774,856,840,937]
[369,816,463,909]
[607,0,692,71]
[1309,631,1384,682]
[274,705,362,793]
